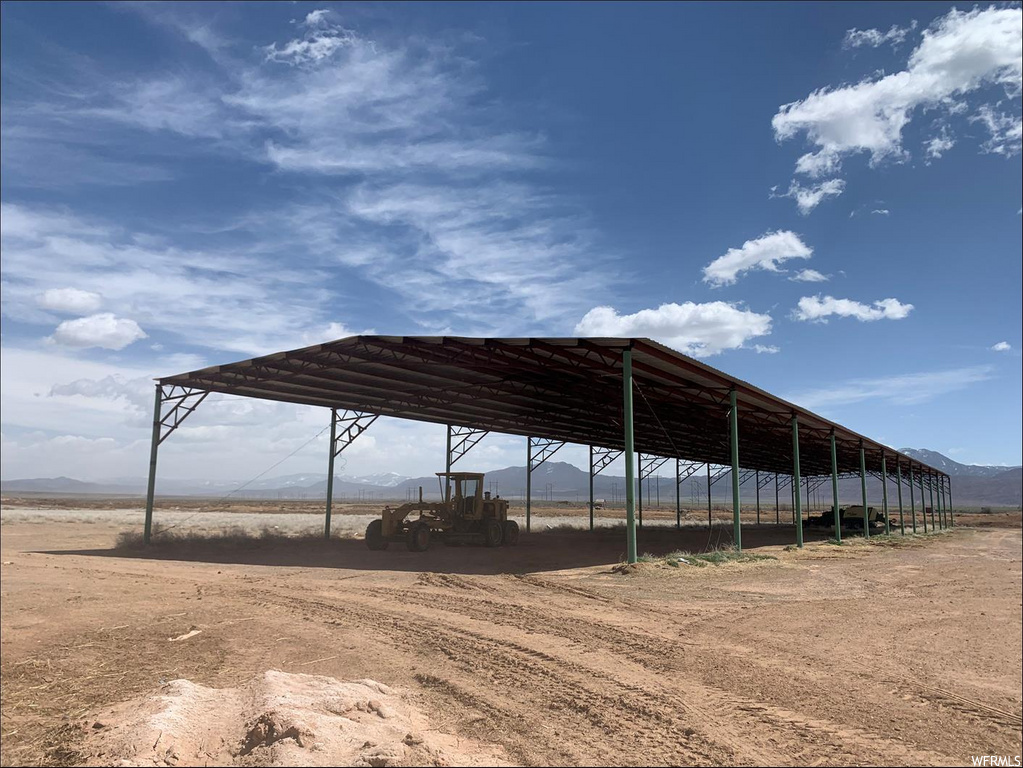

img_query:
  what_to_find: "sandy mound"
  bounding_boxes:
[82,670,512,766]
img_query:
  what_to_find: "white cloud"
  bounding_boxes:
[574,302,773,358]
[786,366,993,409]
[871,208,890,216]
[264,17,358,65]
[774,7,1022,179]
[925,132,955,159]
[753,344,780,354]
[991,341,1012,352]
[793,295,914,322]
[37,287,103,314]
[972,106,1023,156]
[702,230,812,286]
[843,22,917,50]
[773,179,846,214]
[49,313,147,350]
[789,269,829,283]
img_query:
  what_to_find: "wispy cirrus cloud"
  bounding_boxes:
[786,366,993,409]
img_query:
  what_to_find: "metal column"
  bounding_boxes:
[525,438,532,533]
[929,473,937,531]
[920,469,928,533]
[623,349,637,564]
[676,459,682,529]
[859,445,869,539]
[947,476,954,527]
[143,385,162,546]
[881,451,890,535]
[792,415,802,548]
[729,389,742,551]
[324,409,338,540]
[637,452,643,529]
[896,461,905,535]
[830,430,840,543]
[756,470,761,525]
[775,474,780,525]
[589,445,595,531]
[707,462,712,528]
[909,464,917,533]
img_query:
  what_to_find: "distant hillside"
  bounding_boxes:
[3,451,1020,507]
[898,449,1020,478]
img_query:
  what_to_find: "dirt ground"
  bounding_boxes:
[1,502,1021,766]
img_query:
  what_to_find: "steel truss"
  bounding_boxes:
[588,446,622,530]
[526,436,565,531]
[636,454,670,528]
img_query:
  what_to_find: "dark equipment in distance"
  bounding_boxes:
[365,472,518,552]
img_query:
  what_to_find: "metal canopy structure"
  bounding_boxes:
[146,336,953,556]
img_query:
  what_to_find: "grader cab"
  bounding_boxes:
[365,472,519,552]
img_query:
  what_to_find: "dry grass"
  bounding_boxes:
[115,525,360,551]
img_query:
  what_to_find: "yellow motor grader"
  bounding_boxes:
[365,472,519,551]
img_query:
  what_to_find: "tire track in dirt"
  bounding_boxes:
[239,582,949,766]
[241,586,736,765]
[364,584,951,765]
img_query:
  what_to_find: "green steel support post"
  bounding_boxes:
[896,462,905,535]
[881,452,890,535]
[707,463,712,528]
[676,460,681,529]
[729,388,742,551]
[909,464,917,533]
[324,409,337,540]
[792,415,803,548]
[445,425,452,490]
[143,385,162,546]
[638,453,643,529]
[830,430,840,543]
[623,349,637,564]
[947,477,954,527]
[920,470,928,533]
[756,470,761,525]
[775,474,779,525]
[588,445,594,532]
[929,474,936,532]
[526,438,532,533]
[859,445,869,539]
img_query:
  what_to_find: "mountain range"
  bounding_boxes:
[2,449,1020,507]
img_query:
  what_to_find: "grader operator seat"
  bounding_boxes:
[437,472,485,518]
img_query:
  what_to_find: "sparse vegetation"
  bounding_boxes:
[634,546,777,568]
[114,525,356,551]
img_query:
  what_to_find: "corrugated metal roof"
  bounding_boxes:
[160,336,946,479]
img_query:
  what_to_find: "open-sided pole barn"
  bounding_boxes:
[143,336,951,561]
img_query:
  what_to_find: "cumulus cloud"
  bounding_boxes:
[574,302,773,357]
[991,341,1012,352]
[793,295,914,323]
[49,313,147,350]
[843,21,917,50]
[789,269,829,283]
[774,7,1022,180]
[702,230,812,286]
[37,287,103,314]
[773,179,846,214]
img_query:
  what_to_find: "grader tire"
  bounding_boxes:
[406,522,431,552]
[502,520,520,546]
[365,519,388,550]
[483,518,503,548]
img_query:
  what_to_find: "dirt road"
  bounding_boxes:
[1,515,1020,766]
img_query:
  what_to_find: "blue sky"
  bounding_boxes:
[1,1,1020,483]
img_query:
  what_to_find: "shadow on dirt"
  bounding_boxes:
[32,522,841,575]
